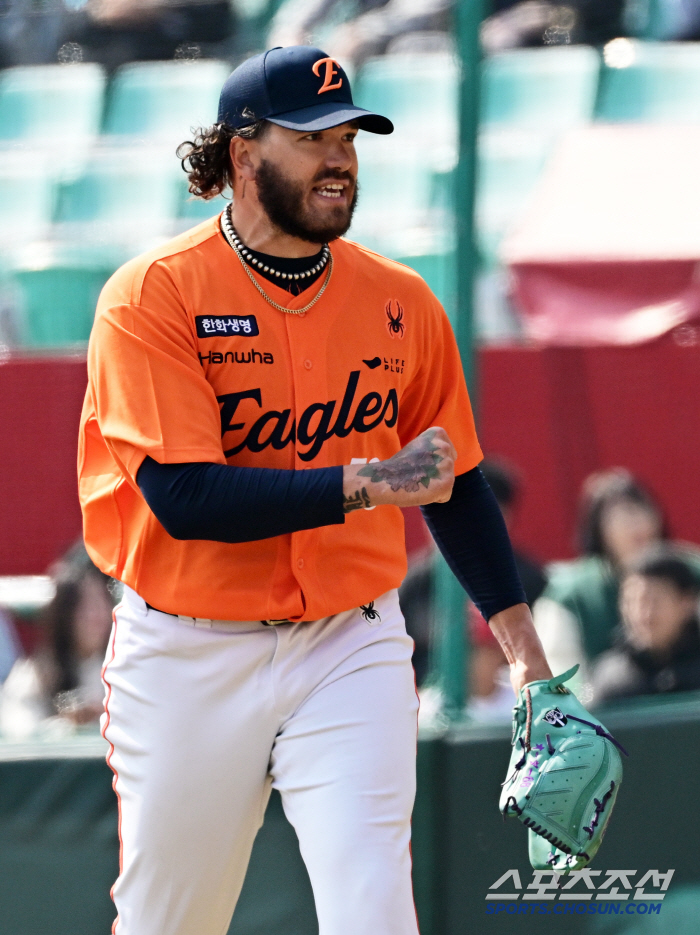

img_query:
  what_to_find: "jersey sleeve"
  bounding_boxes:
[88,261,226,487]
[398,293,483,476]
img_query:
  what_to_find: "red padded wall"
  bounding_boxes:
[1,339,699,575]
[478,334,700,563]
[0,355,87,574]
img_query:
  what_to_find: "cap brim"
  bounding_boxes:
[267,101,393,135]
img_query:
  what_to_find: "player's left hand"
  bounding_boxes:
[500,665,627,874]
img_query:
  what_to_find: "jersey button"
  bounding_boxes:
[297,558,305,569]
[303,359,313,370]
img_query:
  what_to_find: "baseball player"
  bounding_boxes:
[79,45,553,935]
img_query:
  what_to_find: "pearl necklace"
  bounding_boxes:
[221,205,333,316]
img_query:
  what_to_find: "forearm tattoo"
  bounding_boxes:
[357,430,443,492]
[343,487,372,513]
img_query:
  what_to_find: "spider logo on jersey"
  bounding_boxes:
[360,602,381,623]
[386,300,405,339]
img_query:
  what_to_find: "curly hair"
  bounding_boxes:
[176,117,268,200]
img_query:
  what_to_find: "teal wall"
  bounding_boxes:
[1,694,699,934]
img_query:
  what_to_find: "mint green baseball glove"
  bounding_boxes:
[499,665,627,874]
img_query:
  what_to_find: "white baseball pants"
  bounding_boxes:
[101,586,421,935]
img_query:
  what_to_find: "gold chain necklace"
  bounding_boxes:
[220,206,333,316]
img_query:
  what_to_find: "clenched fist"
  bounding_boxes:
[341,427,456,512]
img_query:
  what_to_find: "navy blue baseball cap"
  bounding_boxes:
[217,45,393,135]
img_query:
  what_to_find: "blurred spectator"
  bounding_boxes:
[533,468,700,696]
[401,457,542,711]
[464,459,547,719]
[0,542,115,740]
[62,0,235,71]
[481,0,625,53]
[480,458,546,608]
[399,548,434,685]
[464,604,514,721]
[0,0,66,67]
[590,548,700,705]
[269,0,452,67]
[271,0,627,66]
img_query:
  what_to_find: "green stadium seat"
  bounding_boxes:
[349,144,454,264]
[394,252,456,317]
[476,47,599,268]
[353,48,599,289]
[0,64,105,143]
[481,45,600,129]
[596,41,700,122]
[476,130,550,268]
[177,178,229,224]
[354,52,458,137]
[53,146,180,239]
[0,150,56,243]
[355,138,440,220]
[0,64,105,179]
[351,53,459,261]
[103,60,231,144]
[11,260,114,347]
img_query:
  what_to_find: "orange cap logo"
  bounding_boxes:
[312,57,343,95]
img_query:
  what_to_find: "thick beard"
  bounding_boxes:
[254,158,358,244]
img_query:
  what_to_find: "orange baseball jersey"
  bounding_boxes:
[78,214,483,621]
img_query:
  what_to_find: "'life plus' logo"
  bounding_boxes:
[217,370,398,461]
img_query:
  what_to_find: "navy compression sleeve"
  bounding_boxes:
[136,456,344,543]
[421,466,527,621]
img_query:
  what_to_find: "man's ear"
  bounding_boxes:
[230,137,257,182]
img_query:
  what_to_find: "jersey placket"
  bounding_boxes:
[284,309,330,607]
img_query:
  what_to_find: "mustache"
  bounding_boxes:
[311,168,356,185]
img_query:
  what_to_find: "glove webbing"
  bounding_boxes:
[582,780,616,838]
[522,817,576,857]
